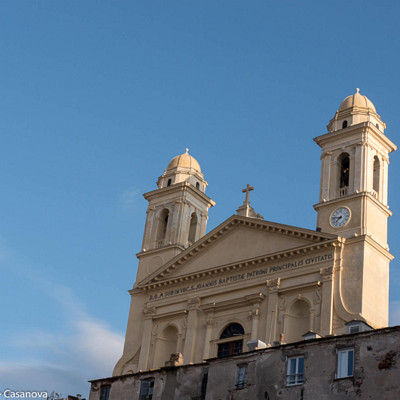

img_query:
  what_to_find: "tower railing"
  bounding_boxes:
[338,187,348,197]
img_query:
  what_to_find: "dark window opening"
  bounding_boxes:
[220,323,244,338]
[342,120,348,129]
[156,209,169,247]
[200,370,208,400]
[163,215,168,235]
[100,386,110,400]
[235,364,248,389]
[340,155,350,188]
[196,182,200,189]
[218,340,243,357]
[167,179,172,187]
[188,212,198,244]
[373,156,380,194]
[139,379,154,400]
[217,323,245,358]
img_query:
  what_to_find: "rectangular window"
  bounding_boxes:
[235,365,248,389]
[99,386,110,400]
[337,348,354,378]
[139,379,154,400]
[286,356,304,386]
[217,340,243,357]
[200,370,208,399]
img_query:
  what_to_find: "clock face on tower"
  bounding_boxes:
[330,207,351,228]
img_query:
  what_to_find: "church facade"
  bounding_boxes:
[90,90,397,399]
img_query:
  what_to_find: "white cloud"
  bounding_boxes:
[1,281,124,399]
[0,361,86,395]
[69,318,124,376]
[389,301,400,326]
[10,330,65,354]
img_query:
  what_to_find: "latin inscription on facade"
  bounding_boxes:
[148,253,333,300]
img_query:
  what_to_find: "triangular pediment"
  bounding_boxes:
[139,215,338,287]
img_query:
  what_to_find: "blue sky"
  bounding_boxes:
[1,1,400,397]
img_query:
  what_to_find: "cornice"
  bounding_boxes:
[314,122,397,153]
[142,239,339,290]
[143,182,215,207]
[313,191,392,217]
[278,281,321,294]
[137,243,186,259]
[139,215,338,287]
[151,309,188,320]
[201,292,265,312]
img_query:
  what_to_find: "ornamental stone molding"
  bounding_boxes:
[205,317,215,328]
[313,288,322,305]
[187,297,201,310]
[267,277,281,292]
[143,305,157,318]
[320,266,334,281]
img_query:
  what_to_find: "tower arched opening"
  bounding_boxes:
[188,212,198,245]
[155,208,169,247]
[373,156,380,195]
[338,153,350,196]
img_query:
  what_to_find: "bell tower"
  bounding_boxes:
[135,149,215,283]
[314,89,397,327]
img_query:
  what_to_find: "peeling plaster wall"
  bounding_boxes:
[90,326,400,400]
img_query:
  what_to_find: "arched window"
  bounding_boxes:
[155,209,169,247]
[338,153,350,196]
[217,323,245,357]
[196,182,200,190]
[167,179,172,187]
[373,156,380,194]
[188,212,198,244]
[342,120,348,129]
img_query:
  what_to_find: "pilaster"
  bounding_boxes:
[250,305,260,340]
[382,156,389,205]
[320,151,331,201]
[265,278,280,344]
[202,315,214,360]
[319,266,334,336]
[142,206,156,251]
[182,297,200,364]
[138,306,156,371]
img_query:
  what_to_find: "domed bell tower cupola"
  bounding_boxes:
[314,89,396,244]
[314,90,396,328]
[135,149,215,283]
